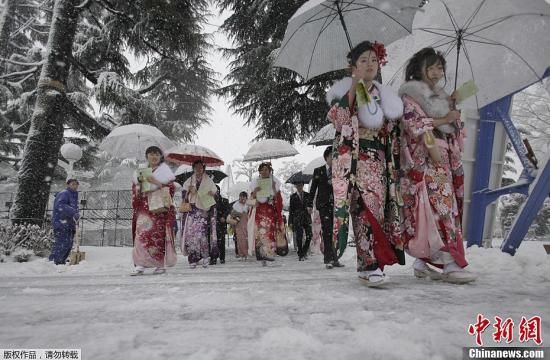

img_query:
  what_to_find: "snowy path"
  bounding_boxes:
[1,242,549,360]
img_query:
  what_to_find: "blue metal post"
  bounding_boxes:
[466,68,549,251]
[466,100,499,247]
[501,158,550,255]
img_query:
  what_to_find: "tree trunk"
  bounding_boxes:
[0,0,17,74]
[12,0,80,225]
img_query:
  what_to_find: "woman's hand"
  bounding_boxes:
[208,190,215,197]
[146,175,160,185]
[254,186,261,193]
[445,110,461,124]
[189,185,197,194]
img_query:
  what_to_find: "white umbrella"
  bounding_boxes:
[99,124,175,159]
[308,123,335,146]
[303,156,326,175]
[164,144,224,167]
[243,139,299,162]
[273,0,420,80]
[386,0,550,108]
[228,181,251,198]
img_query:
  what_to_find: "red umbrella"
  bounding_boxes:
[164,144,224,167]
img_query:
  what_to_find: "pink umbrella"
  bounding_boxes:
[164,144,224,167]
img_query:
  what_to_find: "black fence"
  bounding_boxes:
[0,190,134,247]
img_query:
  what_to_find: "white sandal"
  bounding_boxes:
[358,268,388,287]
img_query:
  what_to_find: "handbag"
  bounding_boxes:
[148,187,172,213]
[245,198,257,207]
[179,201,192,213]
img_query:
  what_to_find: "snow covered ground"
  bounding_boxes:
[1,241,548,360]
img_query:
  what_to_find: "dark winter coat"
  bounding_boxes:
[52,188,79,231]
[289,191,311,226]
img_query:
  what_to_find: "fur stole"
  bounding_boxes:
[325,78,403,129]
[398,80,455,133]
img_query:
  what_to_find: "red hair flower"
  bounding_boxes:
[372,41,388,66]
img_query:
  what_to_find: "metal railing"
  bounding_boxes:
[1,190,134,247]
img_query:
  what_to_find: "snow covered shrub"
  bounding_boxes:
[0,223,54,258]
[12,248,34,263]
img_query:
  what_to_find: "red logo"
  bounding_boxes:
[468,315,543,346]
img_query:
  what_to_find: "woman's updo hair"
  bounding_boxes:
[347,40,387,67]
[405,47,447,82]
[258,162,273,173]
[145,146,164,163]
[192,159,206,170]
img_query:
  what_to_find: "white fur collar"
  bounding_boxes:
[325,78,403,120]
[398,81,450,118]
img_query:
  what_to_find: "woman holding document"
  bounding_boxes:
[398,47,475,284]
[131,146,177,276]
[248,162,288,266]
[180,160,218,268]
[326,40,404,287]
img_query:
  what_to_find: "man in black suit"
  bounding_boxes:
[289,182,312,261]
[211,185,230,264]
[307,146,343,269]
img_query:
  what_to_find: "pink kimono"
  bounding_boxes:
[399,80,467,268]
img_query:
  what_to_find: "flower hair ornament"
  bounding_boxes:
[371,41,388,66]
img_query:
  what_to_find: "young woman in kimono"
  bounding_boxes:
[326,41,405,287]
[227,191,250,261]
[398,48,476,284]
[180,160,218,269]
[131,146,177,275]
[248,162,288,266]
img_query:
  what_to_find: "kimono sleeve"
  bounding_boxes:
[401,96,435,140]
[327,93,353,133]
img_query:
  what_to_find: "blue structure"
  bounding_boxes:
[466,69,550,255]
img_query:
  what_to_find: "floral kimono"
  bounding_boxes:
[398,80,467,268]
[228,202,249,257]
[310,206,323,255]
[132,163,177,269]
[180,173,218,264]
[326,78,405,271]
[247,176,289,260]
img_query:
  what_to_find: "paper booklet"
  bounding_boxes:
[198,186,216,208]
[256,177,273,198]
[454,80,478,104]
[139,167,153,193]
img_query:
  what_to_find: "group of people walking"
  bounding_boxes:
[122,41,476,287]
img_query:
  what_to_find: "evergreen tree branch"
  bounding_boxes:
[68,54,98,84]
[136,73,167,94]
[0,58,45,66]
[0,66,39,79]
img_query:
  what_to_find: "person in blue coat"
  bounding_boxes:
[49,178,80,265]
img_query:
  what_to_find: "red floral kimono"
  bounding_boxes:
[248,176,288,261]
[326,78,404,271]
[399,89,467,268]
[131,181,177,269]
